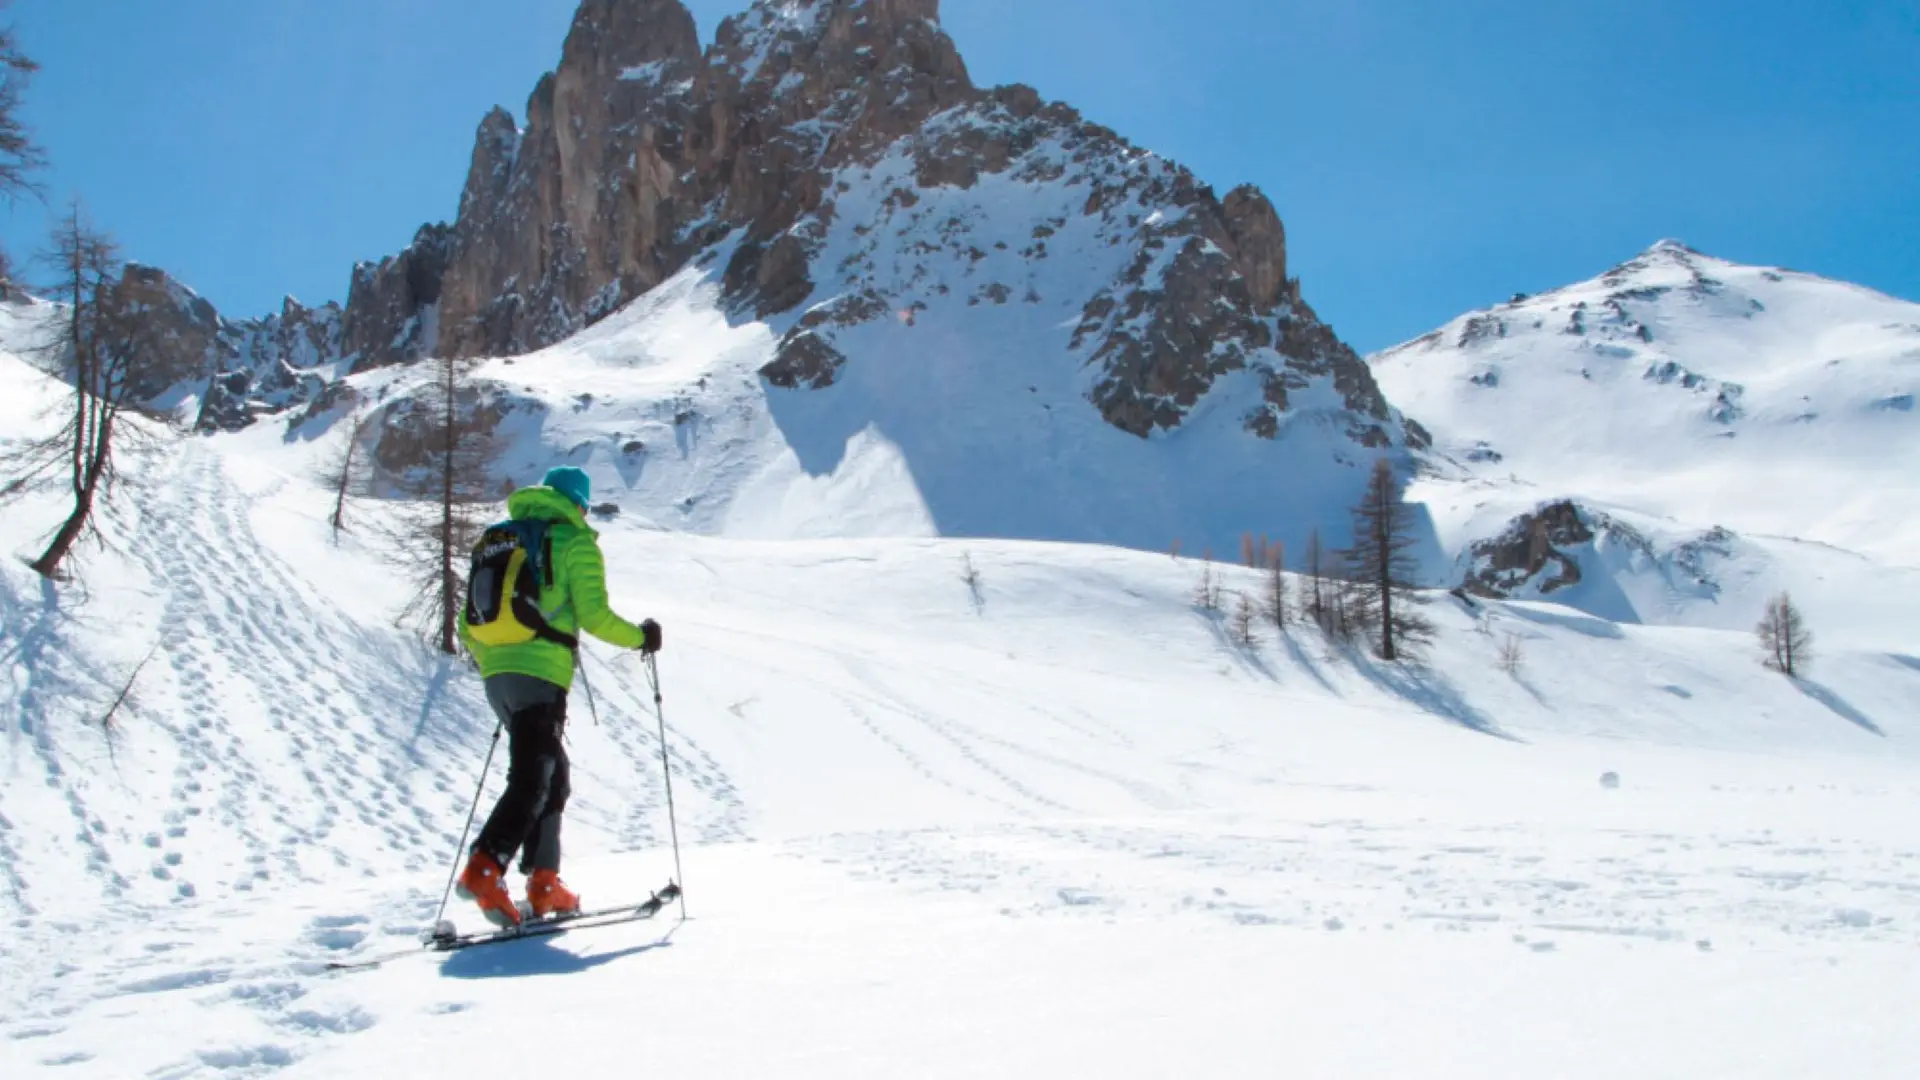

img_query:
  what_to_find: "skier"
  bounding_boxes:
[454,465,661,928]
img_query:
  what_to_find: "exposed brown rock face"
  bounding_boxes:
[341,225,449,373]
[421,0,977,359]
[1458,500,1737,606]
[760,331,847,389]
[102,265,344,432]
[365,382,527,484]
[112,265,226,402]
[436,0,706,360]
[192,0,1417,455]
[1221,184,1286,309]
[1462,501,1595,598]
[1081,234,1260,436]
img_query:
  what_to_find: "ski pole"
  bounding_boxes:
[576,645,601,726]
[645,652,687,920]
[432,721,503,931]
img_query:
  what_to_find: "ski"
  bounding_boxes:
[431,881,682,952]
[324,881,680,973]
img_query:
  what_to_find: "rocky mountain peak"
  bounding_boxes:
[1595,238,1727,294]
[712,0,951,61]
[560,0,702,83]
[186,0,1416,462]
[709,0,967,95]
[702,0,972,236]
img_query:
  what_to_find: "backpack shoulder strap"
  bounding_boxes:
[505,518,577,652]
[505,520,551,583]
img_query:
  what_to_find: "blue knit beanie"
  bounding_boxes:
[543,466,591,509]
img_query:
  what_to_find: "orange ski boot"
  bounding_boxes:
[454,850,522,929]
[526,869,582,919]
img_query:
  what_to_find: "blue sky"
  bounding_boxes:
[4,0,1915,353]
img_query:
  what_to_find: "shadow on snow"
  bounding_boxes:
[438,935,674,980]
[1347,649,1521,743]
[1795,679,1885,737]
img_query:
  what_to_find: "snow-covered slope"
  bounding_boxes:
[6,314,1920,1077]
[329,250,1404,562]
[1371,241,1920,642]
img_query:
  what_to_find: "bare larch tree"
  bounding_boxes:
[383,353,502,654]
[1302,528,1330,635]
[6,207,187,579]
[1192,549,1221,613]
[1231,591,1259,647]
[1756,592,1813,678]
[316,409,369,542]
[1343,458,1432,661]
[1263,539,1287,633]
[0,3,42,201]
[1497,633,1525,676]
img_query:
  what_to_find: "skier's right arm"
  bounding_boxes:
[456,606,487,665]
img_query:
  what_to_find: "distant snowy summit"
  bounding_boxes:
[1376,238,1920,441]
[1372,239,1920,634]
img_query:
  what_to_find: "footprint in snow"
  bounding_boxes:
[307,913,371,951]
[195,1044,298,1071]
[278,1007,377,1037]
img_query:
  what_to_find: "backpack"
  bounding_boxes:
[463,519,579,651]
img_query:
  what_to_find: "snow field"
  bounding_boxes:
[5,358,1919,1074]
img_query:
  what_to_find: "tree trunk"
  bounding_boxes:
[1376,495,1395,661]
[34,351,111,581]
[330,429,357,537]
[1774,599,1789,668]
[31,436,104,578]
[439,364,458,655]
[30,481,92,577]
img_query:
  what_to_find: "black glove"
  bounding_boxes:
[639,618,662,654]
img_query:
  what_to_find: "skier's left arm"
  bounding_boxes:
[565,532,648,650]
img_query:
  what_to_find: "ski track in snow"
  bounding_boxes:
[793,819,1920,947]
[0,433,759,1075]
[132,445,461,891]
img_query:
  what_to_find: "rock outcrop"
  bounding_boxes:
[100,265,344,433]
[340,225,450,372]
[1461,501,1594,598]
[1457,498,1743,617]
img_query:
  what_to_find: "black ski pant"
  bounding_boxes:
[473,673,571,874]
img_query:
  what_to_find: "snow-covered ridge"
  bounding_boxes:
[1373,240,1920,644]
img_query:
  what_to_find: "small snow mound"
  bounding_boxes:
[1599,771,1621,790]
